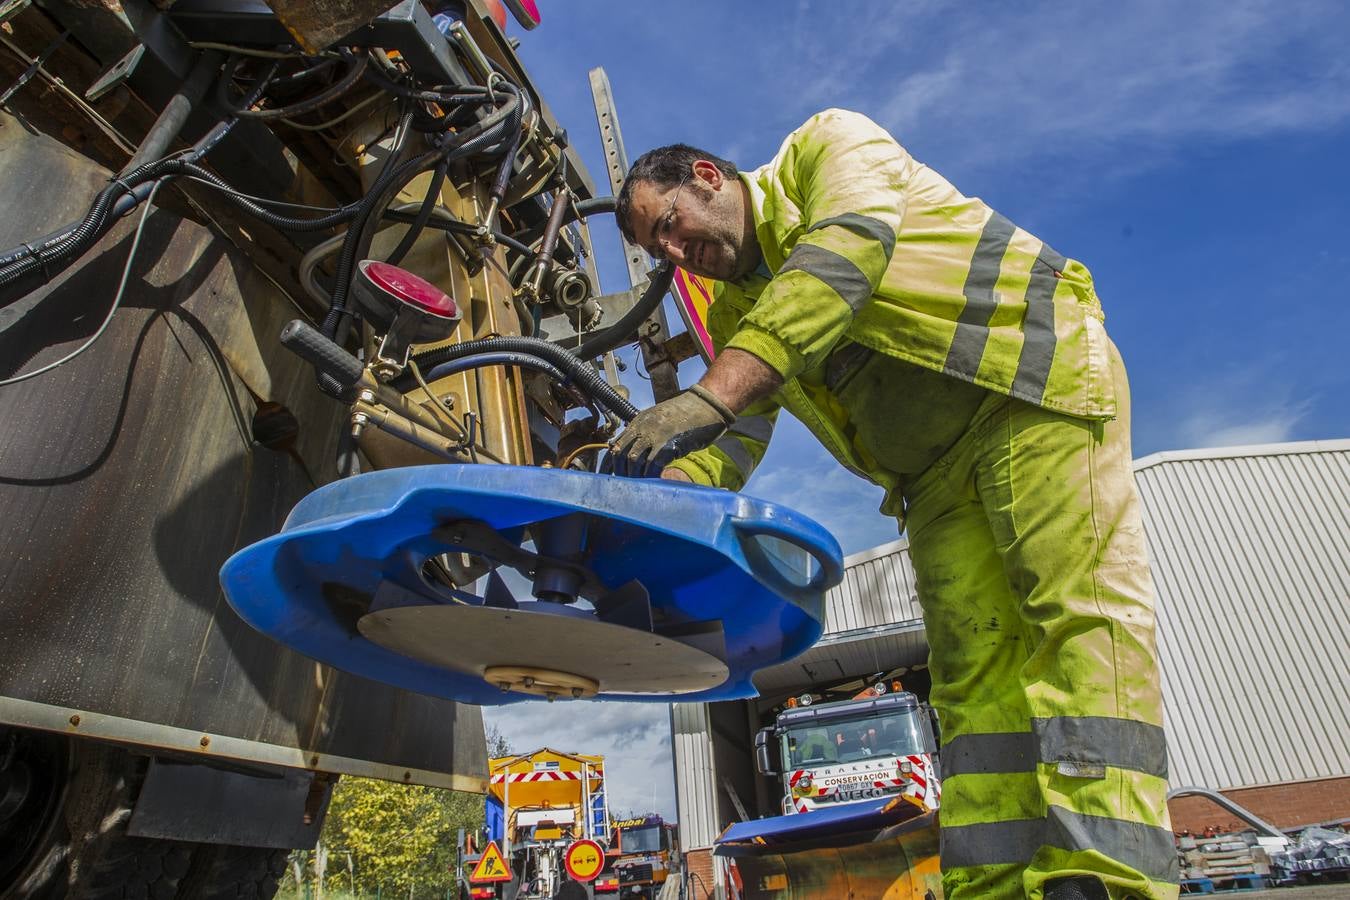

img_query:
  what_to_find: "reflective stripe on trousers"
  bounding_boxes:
[903,340,1179,900]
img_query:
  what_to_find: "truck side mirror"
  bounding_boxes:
[754,727,778,776]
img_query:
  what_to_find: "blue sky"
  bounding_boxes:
[482,0,1350,821]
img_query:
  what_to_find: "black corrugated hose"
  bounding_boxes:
[406,336,638,422]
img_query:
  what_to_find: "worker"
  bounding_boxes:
[612,109,1177,900]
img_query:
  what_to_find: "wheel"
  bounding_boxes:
[0,730,65,896]
[0,730,194,900]
[177,844,289,900]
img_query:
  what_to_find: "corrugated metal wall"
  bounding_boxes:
[1135,440,1350,789]
[671,702,721,852]
[823,539,923,635]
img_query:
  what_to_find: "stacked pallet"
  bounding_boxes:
[1271,826,1350,884]
[1177,834,1271,883]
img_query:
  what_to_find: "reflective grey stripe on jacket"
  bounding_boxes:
[779,244,873,311]
[809,213,897,259]
[710,413,774,478]
[941,808,1180,883]
[942,717,1168,780]
[942,212,1068,405]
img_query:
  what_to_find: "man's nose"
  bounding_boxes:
[662,236,688,264]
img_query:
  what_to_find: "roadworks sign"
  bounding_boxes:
[470,841,512,883]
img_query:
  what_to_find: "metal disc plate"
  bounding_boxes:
[357,604,729,695]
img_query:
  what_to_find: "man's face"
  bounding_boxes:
[625,160,759,281]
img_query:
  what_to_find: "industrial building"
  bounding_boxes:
[671,439,1350,895]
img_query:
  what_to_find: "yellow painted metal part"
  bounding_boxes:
[487,747,604,809]
[731,814,943,900]
[347,108,535,469]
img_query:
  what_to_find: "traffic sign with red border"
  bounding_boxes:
[563,839,604,882]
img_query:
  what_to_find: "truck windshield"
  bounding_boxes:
[620,825,662,854]
[781,708,928,767]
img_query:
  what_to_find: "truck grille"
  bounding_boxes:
[621,864,654,883]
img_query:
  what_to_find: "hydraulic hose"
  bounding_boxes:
[217,50,368,120]
[383,155,449,266]
[423,351,568,385]
[0,58,283,305]
[120,50,223,175]
[511,196,616,250]
[407,336,638,421]
[570,263,674,361]
[320,85,522,337]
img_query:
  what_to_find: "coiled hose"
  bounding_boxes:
[406,336,638,421]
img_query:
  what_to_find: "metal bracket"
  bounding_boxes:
[536,285,643,347]
[587,67,680,401]
[85,42,144,102]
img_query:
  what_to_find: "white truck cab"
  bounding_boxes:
[755,691,941,815]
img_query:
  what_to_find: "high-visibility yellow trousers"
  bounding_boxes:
[903,342,1179,900]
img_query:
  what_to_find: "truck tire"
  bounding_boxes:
[177,845,289,900]
[0,731,194,900]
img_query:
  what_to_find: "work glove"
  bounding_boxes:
[609,384,737,478]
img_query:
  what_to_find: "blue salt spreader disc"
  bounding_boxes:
[219,465,843,705]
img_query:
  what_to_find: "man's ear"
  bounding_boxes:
[692,159,725,190]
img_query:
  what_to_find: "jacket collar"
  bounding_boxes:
[734,172,779,287]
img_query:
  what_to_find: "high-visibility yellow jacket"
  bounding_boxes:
[667,109,1116,511]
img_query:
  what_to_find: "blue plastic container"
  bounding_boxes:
[219,466,843,705]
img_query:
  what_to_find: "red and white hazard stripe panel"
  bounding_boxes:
[490,770,586,783]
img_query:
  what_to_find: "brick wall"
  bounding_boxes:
[1169,775,1350,834]
[683,848,717,900]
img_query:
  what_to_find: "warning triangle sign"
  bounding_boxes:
[470,841,512,884]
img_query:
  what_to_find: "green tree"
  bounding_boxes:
[293,777,483,898]
[485,725,514,759]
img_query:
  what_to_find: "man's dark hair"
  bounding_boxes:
[615,144,738,246]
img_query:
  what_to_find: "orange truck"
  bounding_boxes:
[608,815,678,899]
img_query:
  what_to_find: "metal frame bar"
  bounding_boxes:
[0,694,487,793]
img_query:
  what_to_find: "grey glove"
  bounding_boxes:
[609,384,737,478]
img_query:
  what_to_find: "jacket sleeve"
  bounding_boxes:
[725,109,909,382]
[665,397,779,491]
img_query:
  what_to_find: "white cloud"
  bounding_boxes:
[482,701,676,821]
[1175,403,1311,451]
[746,1,1350,179]
[1145,359,1316,453]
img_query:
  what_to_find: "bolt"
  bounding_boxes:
[351,411,369,440]
[546,692,557,703]
[571,688,583,699]
[358,390,375,404]
[200,736,211,748]
[522,677,535,688]
[403,771,411,781]
[68,714,80,727]
[310,755,320,766]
